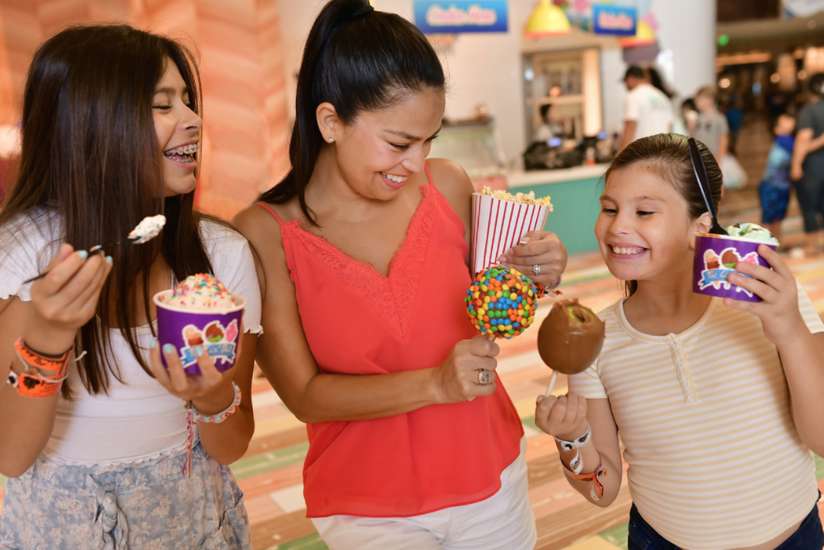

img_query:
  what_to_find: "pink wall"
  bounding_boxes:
[0,0,291,220]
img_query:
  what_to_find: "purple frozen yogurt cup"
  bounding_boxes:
[154,290,245,375]
[692,232,777,302]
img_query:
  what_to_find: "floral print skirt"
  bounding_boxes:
[0,442,249,549]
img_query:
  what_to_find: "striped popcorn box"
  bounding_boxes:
[470,188,553,275]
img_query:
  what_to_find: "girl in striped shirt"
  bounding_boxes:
[535,134,824,549]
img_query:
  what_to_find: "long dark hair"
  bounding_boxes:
[0,25,213,395]
[260,0,445,224]
[604,134,722,295]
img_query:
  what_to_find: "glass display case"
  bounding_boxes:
[428,117,508,190]
[523,47,603,144]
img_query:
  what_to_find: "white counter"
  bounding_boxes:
[507,164,608,188]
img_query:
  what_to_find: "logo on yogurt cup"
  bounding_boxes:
[179,319,239,368]
[697,247,759,296]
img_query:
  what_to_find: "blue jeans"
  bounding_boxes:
[628,499,823,550]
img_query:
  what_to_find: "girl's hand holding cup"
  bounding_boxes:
[148,340,235,413]
[726,244,806,344]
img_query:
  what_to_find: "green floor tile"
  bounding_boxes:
[599,522,628,549]
[277,533,328,550]
[230,442,309,480]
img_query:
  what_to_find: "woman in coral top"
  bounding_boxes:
[235,1,567,548]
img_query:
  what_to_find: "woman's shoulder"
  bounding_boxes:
[426,159,473,217]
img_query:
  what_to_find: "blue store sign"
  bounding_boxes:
[592,4,637,36]
[413,0,508,34]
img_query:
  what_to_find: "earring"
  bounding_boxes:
[327,136,335,143]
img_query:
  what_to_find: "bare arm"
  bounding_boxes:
[535,394,623,507]
[729,247,824,455]
[233,179,497,424]
[806,132,824,153]
[718,131,729,159]
[620,120,637,151]
[777,331,824,455]
[791,128,812,180]
[0,247,110,476]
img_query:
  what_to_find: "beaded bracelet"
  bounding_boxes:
[189,382,241,424]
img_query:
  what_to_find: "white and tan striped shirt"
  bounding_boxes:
[569,286,822,549]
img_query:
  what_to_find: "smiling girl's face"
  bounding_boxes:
[595,165,704,284]
[152,58,201,197]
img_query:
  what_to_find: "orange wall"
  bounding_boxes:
[0,0,290,220]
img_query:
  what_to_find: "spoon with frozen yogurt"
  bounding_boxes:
[23,215,166,284]
[128,214,166,244]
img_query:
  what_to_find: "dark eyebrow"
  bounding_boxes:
[384,126,442,141]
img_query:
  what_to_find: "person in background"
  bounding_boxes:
[672,97,698,136]
[534,103,562,143]
[723,95,744,154]
[619,65,673,151]
[791,72,824,256]
[759,113,796,244]
[692,85,729,160]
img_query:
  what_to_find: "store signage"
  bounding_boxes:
[592,4,637,36]
[413,0,508,34]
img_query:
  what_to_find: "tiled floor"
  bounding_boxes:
[1,187,823,549]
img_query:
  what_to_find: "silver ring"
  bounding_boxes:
[532,264,542,276]
[476,369,493,385]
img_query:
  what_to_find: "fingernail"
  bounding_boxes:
[77,250,88,260]
[89,245,104,255]
[162,343,176,354]
[193,346,204,357]
[105,256,113,264]
[148,337,157,349]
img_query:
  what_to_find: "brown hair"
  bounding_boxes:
[604,134,722,295]
[0,25,213,395]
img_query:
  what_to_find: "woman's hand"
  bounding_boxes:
[432,336,499,403]
[500,230,567,289]
[534,393,589,441]
[148,341,235,414]
[27,244,112,354]
[726,245,806,344]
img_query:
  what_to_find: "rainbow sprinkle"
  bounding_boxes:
[164,273,237,311]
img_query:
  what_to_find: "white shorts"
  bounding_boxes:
[311,438,536,550]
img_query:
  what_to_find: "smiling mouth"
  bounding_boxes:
[381,172,407,187]
[609,245,647,256]
[164,142,198,165]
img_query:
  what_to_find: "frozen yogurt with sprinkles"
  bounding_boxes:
[128,215,166,244]
[161,273,238,312]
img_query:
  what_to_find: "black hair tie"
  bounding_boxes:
[347,4,374,20]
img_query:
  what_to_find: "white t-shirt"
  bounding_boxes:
[624,83,674,140]
[569,288,822,549]
[0,208,262,465]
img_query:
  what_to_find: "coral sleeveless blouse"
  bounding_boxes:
[257,167,523,517]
